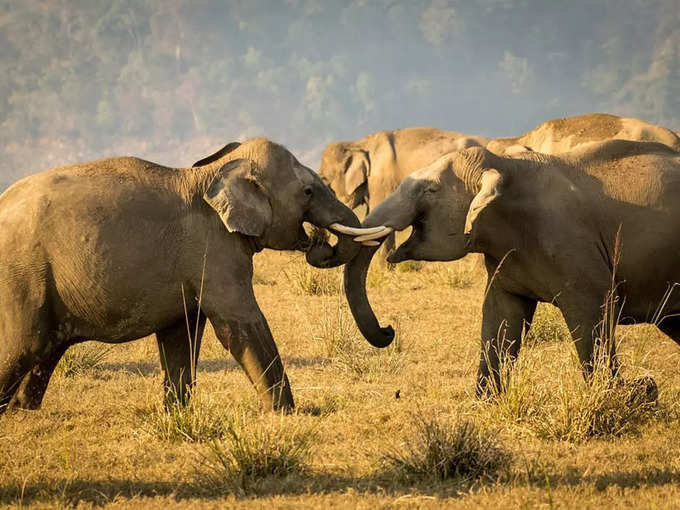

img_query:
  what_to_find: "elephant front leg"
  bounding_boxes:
[213,314,294,412]
[477,284,537,397]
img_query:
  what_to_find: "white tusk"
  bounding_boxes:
[329,223,388,236]
[362,240,380,246]
[353,227,394,242]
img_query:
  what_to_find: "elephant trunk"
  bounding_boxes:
[342,189,418,348]
[343,243,395,347]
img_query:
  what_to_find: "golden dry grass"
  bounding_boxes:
[2,251,680,508]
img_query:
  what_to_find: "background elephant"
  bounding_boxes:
[344,140,680,395]
[487,113,680,155]
[319,127,489,258]
[0,138,364,414]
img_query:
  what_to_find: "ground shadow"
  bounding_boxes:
[3,466,680,506]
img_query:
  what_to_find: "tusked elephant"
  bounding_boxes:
[343,140,680,395]
[487,113,680,156]
[0,138,373,414]
[319,127,489,258]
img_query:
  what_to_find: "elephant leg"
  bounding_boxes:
[559,291,620,382]
[10,343,70,410]
[477,282,537,397]
[210,306,294,412]
[156,312,206,406]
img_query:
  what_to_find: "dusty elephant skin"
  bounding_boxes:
[319,127,489,258]
[344,139,680,395]
[487,113,680,156]
[0,138,363,414]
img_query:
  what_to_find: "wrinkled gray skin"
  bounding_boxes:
[345,140,680,395]
[0,138,361,414]
[319,127,488,258]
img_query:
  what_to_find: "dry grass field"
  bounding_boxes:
[2,250,680,509]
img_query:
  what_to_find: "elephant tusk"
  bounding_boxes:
[353,227,394,242]
[329,223,389,236]
[362,240,381,246]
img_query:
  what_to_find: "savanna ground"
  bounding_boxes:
[2,248,680,509]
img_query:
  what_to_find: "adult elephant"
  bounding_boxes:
[319,127,489,257]
[343,140,680,395]
[0,138,367,414]
[487,113,680,155]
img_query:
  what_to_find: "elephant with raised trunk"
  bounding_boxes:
[0,138,364,414]
[319,127,489,258]
[344,140,680,395]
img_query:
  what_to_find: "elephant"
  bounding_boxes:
[487,113,680,156]
[343,139,680,395]
[319,127,489,258]
[0,137,369,414]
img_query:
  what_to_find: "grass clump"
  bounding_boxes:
[55,344,111,377]
[383,416,511,482]
[477,342,659,442]
[200,414,315,490]
[140,395,236,443]
[535,370,658,442]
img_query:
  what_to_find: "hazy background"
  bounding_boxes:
[1,0,678,190]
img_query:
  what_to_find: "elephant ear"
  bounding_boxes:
[203,159,272,237]
[344,151,369,196]
[192,142,242,167]
[464,169,503,235]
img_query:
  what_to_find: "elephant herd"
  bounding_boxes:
[2,112,680,418]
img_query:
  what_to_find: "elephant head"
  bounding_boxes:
[319,141,371,210]
[343,147,505,346]
[198,138,373,268]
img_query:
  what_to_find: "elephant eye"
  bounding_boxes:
[303,186,313,196]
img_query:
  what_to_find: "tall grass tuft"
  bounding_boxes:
[55,344,111,377]
[140,394,235,443]
[383,416,511,482]
[199,413,315,490]
[477,342,659,442]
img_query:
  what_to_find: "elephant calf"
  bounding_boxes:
[0,138,371,414]
[344,140,680,395]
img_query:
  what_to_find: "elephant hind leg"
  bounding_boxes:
[156,312,206,407]
[10,343,69,410]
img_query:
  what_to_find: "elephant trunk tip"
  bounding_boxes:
[370,325,395,348]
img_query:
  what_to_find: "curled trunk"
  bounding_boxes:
[343,244,394,348]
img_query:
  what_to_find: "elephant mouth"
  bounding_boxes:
[386,223,420,263]
[294,223,330,253]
